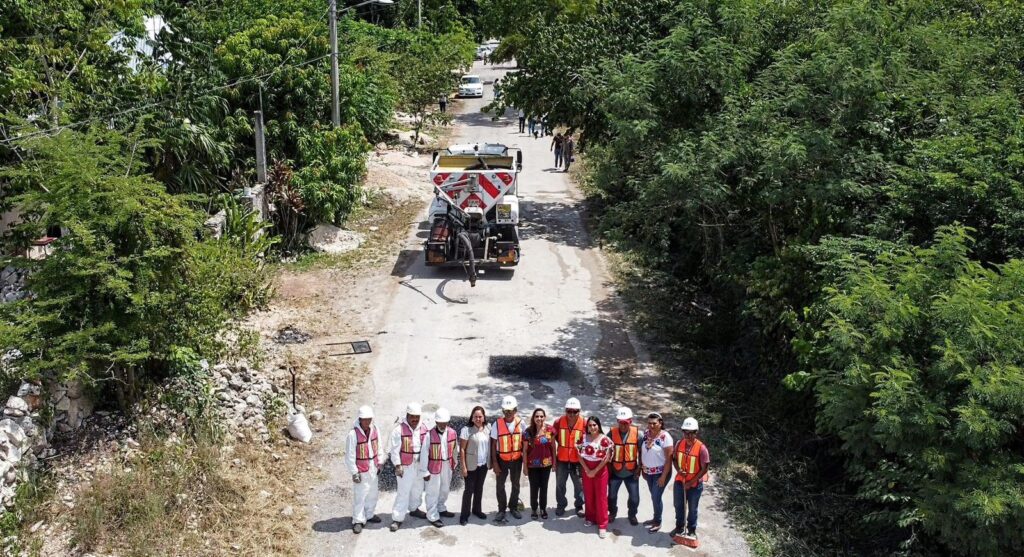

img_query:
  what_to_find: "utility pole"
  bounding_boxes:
[329,0,341,128]
[418,0,421,28]
[254,110,267,185]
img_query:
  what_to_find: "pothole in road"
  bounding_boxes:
[487,355,588,397]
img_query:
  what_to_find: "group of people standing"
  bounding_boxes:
[345,396,709,544]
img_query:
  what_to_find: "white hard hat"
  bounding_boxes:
[616,407,633,421]
[358,405,374,419]
[501,395,518,410]
[682,417,699,431]
[435,408,451,423]
[406,402,422,415]
[565,397,581,410]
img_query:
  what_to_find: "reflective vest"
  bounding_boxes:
[674,439,708,484]
[610,425,640,472]
[495,417,523,461]
[427,427,458,474]
[354,426,379,473]
[399,422,428,466]
[555,415,586,463]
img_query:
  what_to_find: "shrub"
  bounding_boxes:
[293,125,369,225]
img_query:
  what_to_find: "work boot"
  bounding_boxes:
[430,520,444,528]
[628,515,639,526]
[473,511,487,520]
[366,515,381,523]
[409,510,427,520]
[439,511,455,518]
[575,508,586,518]
[494,511,507,523]
[389,521,401,532]
[555,508,566,517]
[352,523,363,534]
[510,509,522,520]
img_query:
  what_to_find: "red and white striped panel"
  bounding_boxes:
[430,171,515,212]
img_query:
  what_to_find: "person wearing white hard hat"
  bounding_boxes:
[491,395,525,522]
[608,406,641,525]
[388,402,429,531]
[421,407,459,527]
[345,405,382,533]
[671,417,709,540]
[552,397,586,516]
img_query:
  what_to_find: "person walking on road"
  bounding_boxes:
[579,415,613,539]
[388,402,429,531]
[640,412,674,533]
[522,407,555,519]
[438,94,448,114]
[608,407,641,526]
[491,395,525,522]
[459,405,491,525]
[551,132,565,169]
[563,134,576,172]
[552,397,586,517]
[518,109,526,134]
[346,405,382,534]
[528,115,537,137]
[421,408,459,528]
[671,417,710,540]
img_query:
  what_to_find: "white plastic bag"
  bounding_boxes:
[287,411,313,443]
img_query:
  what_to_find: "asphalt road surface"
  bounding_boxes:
[307,61,751,557]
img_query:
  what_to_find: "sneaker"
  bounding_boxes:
[584,520,594,527]
[648,522,661,533]
[473,512,487,520]
[575,508,586,518]
[598,529,607,539]
[531,511,539,520]
[628,516,639,526]
[366,516,382,523]
[687,529,698,538]
[669,527,682,537]
[409,510,427,520]
[643,519,656,526]
[459,518,468,526]
[430,520,444,528]
[510,509,522,520]
[494,511,507,523]
[540,510,548,519]
[555,508,566,517]
[352,523,363,534]
[389,521,401,532]
[439,511,455,518]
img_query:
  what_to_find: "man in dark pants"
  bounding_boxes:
[517,109,526,133]
[492,395,525,522]
[552,397,586,516]
[608,406,642,525]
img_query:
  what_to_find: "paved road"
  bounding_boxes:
[307,61,751,557]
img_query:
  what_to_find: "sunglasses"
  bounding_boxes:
[566,409,580,414]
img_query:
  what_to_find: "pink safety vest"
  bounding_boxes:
[354,426,379,473]
[400,422,428,466]
[426,427,458,474]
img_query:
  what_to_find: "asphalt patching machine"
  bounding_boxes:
[424,143,522,286]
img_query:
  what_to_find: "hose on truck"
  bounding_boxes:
[458,231,477,287]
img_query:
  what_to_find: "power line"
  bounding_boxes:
[0,53,331,146]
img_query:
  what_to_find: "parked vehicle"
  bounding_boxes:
[458,75,484,98]
[425,143,523,286]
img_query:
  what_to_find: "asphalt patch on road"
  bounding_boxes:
[487,356,587,395]
[377,415,468,492]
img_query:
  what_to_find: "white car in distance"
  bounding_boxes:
[458,75,484,98]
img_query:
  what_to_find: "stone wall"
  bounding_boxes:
[0,383,51,508]
[0,266,27,304]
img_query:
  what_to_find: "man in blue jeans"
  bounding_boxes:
[607,407,641,525]
[639,412,674,532]
[672,417,710,539]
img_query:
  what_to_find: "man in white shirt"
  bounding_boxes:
[421,408,459,527]
[345,405,382,533]
[388,402,428,531]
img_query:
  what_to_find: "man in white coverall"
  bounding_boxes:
[389,402,429,531]
[421,407,459,527]
[345,405,382,533]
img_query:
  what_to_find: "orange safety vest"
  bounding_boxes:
[674,439,708,484]
[495,417,524,461]
[555,415,586,463]
[610,425,640,472]
[354,426,379,473]
[399,422,428,466]
[427,427,458,474]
